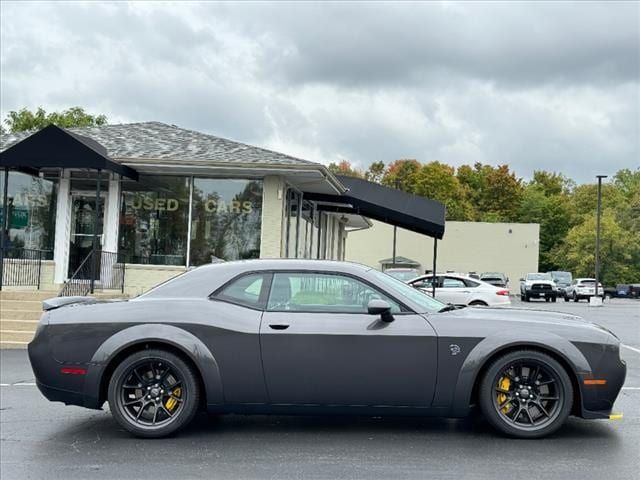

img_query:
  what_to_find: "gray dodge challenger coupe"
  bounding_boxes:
[28,259,626,438]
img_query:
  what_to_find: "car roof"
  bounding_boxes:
[139,259,374,299]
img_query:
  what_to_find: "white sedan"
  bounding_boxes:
[407,273,511,307]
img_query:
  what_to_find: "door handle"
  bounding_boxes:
[461,290,470,293]
[269,324,290,330]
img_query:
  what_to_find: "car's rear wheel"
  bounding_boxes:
[108,349,200,438]
[469,300,488,306]
[479,350,573,438]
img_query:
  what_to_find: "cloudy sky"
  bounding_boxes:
[1,1,638,182]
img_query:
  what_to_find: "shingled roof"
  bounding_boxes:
[0,121,317,167]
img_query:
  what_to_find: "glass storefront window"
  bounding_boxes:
[0,170,57,256]
[189,179,263,265]
[119,176,190,265]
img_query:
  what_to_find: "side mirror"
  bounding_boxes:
[368,299,394,323]
[519,278,525,282]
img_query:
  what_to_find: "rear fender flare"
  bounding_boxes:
[84,324,223,406]
[450,330,591,416]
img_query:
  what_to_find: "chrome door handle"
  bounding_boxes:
[269,324,290,330]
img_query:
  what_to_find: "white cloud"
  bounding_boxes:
[1,1,638,182]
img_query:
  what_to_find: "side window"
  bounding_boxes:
[214,273,267,309]
[464,278,480,288]
[442,277,466,288]
[267,273,402,314]
[411,276,436,289]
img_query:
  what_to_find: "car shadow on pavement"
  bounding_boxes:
[49,410,621,444]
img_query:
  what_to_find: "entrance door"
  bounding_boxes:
[67,193,106,278]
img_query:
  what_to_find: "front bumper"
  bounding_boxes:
[526,290,558,298]
[575,342,627,419]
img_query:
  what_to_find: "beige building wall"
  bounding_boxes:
[346,220,540,291]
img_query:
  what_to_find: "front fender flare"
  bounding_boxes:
[83,324,224,408]
[450,330,591,417]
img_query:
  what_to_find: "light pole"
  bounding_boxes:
[594,175,607,299]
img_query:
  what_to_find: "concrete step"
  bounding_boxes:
[0,342,29,349]
[1,290,129,301]
[0,330,34,345]
[0,291,58,301]
[0,320,39,331]
[0,309,42,321]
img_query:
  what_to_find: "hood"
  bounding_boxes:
[442,306,591,328]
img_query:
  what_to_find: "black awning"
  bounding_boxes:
[0,124,138,180]
[305,175,445,239]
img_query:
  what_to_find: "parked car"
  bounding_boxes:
[548,271,573,296]
[408,273,511,307]
[564,278,604,302]
[29,259,626,439]
[604,284,640,299]
[384,268,421,282]
[480,272,509,288]
[520,273,558,302]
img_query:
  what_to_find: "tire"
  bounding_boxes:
[524,294,530,302]
[469,300,488,306]
[564,295,569,302]
[520,293,525,301]
[551,297,557,303]
[573,292,579,302]
[108,349,201,438]
[545,297,550,302]
[479,350,573,439]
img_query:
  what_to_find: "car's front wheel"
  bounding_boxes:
[479,350,573,438]
[108,349,200,438]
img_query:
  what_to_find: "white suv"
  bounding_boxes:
[407,273,511,307]
[564,278,603,302]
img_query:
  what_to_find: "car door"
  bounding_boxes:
[259,271,438,407]
[438,276,472,305]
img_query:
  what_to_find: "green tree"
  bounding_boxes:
[381,159,421,192]
[327,160,363,178]
[554,209,639,285]
[457,163,523,221]
[3,106,108,133]
[518,183,571,271]
[412,161,474,220]
[364,161,386,183]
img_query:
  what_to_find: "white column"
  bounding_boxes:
[259,176,286,258]
[53,171,71,284]
[103,176,120,253]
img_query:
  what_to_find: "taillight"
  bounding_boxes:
[60,367,87,375]
[496,290,510,296]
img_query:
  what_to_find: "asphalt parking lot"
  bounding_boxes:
[1,298,639,480]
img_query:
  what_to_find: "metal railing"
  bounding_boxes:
[0,247,49,290]
[59,249,126,297]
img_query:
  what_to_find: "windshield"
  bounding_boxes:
[385,270,420,282]
[527,273,552,281]
[550,271,572,282]
[482,277,503,282]
[371,270,445,313]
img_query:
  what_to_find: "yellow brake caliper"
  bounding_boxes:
[165,387,182,412]
[497,377,512,414]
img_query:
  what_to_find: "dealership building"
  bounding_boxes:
[0,122,453,295]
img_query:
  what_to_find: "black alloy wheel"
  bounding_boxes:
[479,350,573,438]
[108,349,200,438]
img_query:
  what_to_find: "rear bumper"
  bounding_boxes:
[28,325,101,410]
[35,380,86,406]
